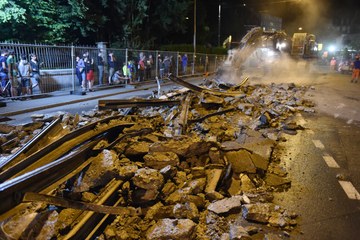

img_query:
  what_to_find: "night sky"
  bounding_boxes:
[216,0,360,43]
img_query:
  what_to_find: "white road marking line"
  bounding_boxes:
[322,155,340,168]
[335,103,345,109]
[334,113,339,118]
[312,140,325,149]
[338,181,360,200]
[347,119,353,124]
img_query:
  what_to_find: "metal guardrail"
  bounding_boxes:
[0,42,226,97]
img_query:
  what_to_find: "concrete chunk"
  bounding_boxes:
[207,195,243,214]
[143,151,180,170]
[146,218,196,240]
[225,150,256,174]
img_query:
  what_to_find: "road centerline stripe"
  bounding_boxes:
[312,139,325,150]
[338,181,360,200]
[322,155,340,168]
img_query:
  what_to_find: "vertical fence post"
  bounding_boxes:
[125,48,128,86]
[71,45,75,94]
[215,55,217,72]
[205,54,208,74]
[155,50,159,78]
[192,53,195,76]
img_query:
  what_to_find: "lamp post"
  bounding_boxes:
[192,0,196,75]
[218,1,221,46]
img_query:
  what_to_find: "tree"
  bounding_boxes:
[0,0,88,43]
[0,0,196,46]
[147,0,191,45]
[0,0,25,23]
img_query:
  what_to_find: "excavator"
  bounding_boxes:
[219,27,317,81]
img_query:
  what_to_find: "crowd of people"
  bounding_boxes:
[0,48,191,96]
[75,51,190,91]
[0,49,42,98]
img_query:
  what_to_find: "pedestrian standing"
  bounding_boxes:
[97,51,104,85]
[138,56,145,82]
[128,60,136,83]
[158,58,165,80]
[75,56,85,86]
[84,52,95,91]
[108,52,116,85]
[6,50,19,97]
[330,57,336,71]
[351,56,360,83]
[30,53,43,93]
[182,54,188,75]
[18,54,32,95]
[0,49,9,96]
[145,54,153,80]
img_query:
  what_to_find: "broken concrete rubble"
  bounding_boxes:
[73,149,120,192]
[143,151,179,170]
[0,77,316,239]
[146,218,196,240]
[149,135,215,158]
[242,203,297,228]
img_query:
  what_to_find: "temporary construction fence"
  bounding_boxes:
[0,42,227,96]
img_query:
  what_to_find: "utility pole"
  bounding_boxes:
[192,0,196,75]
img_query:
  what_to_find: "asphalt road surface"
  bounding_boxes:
[259,67,360,239]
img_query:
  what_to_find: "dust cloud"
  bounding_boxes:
[217,46,314,87]
[292,0,329,32]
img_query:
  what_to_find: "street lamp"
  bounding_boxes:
[218,1,221,46]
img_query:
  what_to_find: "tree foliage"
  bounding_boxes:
[0,0,216,48]
[0,0,25,23]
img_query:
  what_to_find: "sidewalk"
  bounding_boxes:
[0,75,207,118]
[0,80,161,117]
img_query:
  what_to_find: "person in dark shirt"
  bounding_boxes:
[75,56,85,86]
[351,56,360,83]
[30,53,43,93]
[0,49,9,96]
[108,52,116,85]
[84,51,95,91]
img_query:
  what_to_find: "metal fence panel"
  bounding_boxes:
[0,42,226,97]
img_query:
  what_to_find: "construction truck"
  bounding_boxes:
[290,33,317,58]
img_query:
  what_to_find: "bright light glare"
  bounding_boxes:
[328,45,336,52]
[267,50,275,57]
[276,42,287,50]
